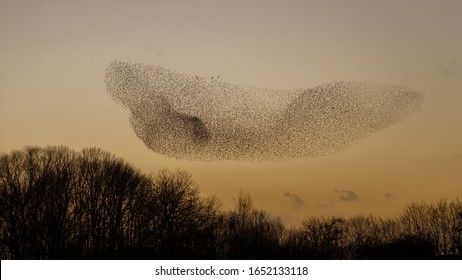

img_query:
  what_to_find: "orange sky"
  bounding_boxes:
[1,0,461,226]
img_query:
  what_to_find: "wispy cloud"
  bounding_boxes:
[384,192,395,199]
[441,59,459,77]
[335,190,359,202]
[454,155,462,160]
[282,191,305,210]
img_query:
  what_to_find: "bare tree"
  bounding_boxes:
[219,192,284,259]
[449,199,462,256]
[0,146,77,259]
[1,145,461,260]
[145,169,220,258]
[0,146,153,259]
[301,217,346,259]
[72,148,153,258]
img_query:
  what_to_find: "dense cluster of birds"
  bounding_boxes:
[105,60,424,161]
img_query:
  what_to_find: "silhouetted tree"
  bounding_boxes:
[218,192,284,259]
[369,234,437,259]
[344,215,402,259]
[143,169,220,259]
[0,146,152,259]
[301,217,346,259]
[399,199,462,258]
[1,145,461,260]
[0,146,78,259]
[72,148,153,258]
[280,228,310,259]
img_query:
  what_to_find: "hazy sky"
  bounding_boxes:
[1,0,461,226]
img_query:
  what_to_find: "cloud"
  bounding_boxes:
[454,155,462,160]
[441,59,459,77]
[384,192,395,199]
[282,191,305,210]
[335,190,359,202]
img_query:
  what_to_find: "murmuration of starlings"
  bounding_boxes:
[105,60,424,161]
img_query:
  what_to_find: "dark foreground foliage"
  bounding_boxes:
[1,146,461,259]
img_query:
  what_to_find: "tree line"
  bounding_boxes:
[1,146,461,259]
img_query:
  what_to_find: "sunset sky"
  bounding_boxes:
[1,0,461,226]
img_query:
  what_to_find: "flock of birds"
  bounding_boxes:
[105,60,424,161]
